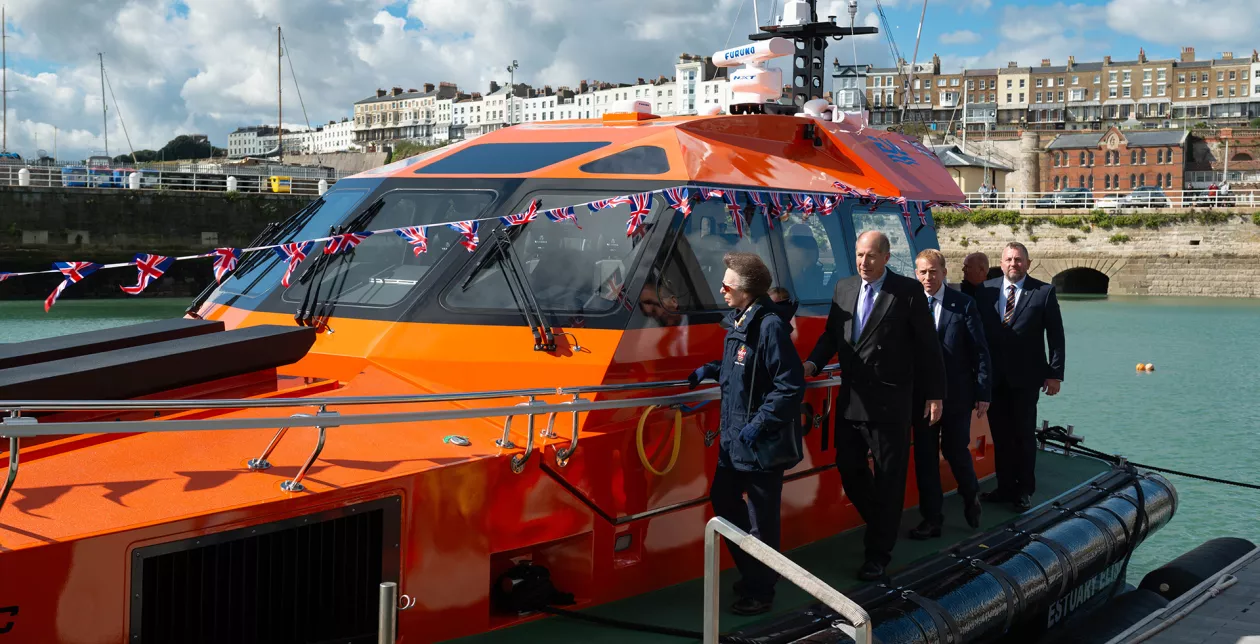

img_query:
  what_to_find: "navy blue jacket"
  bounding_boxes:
[934,287,992,408]
[974,276,1066,389]
[696,298,805,472]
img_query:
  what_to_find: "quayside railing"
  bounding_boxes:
[0,370,842,516]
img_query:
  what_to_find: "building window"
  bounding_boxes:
[1230,70,1237,80]
[1143,84,1152,97]
[938,79,947,87]
[1190,87,1198,98]
[1080,151,1086,165]
[1123,70,1132,83]
[1036,92,1043,103]
[1036,78,1044,87]
[1167,172,1173,186]
[1123,86,1132,97]
[1088,174,1095,189]
[1088,150,1095,166]
[1079,176,1086,188]
[1058,91,1064,102]
[1109,86,1118,98]
[1129,173,1136,187]
[1156,173,1163,188]
[1105,174,1111,189]
[1110,71,1118,83]
[1158,85,1166,96]
[1131,150,1137,164]
[1141,149,1147,164]
[1230,85,1237,97]
[1179,87,1186,98]
[1139,174,1146,187]
[1020,79,1026,88]
[1157,149,1163,164]
[1006,79,1012,88]
[1218,86,1225,97]
[1019,92,1025,102]
[1054,176,1061,190]
[1218,71,1225,82]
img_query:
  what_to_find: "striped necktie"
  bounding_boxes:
[1003,285,1016,325]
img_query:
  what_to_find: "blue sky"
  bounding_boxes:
[0,0,1255,160]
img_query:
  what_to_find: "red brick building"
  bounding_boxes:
[1042,127,1189,195]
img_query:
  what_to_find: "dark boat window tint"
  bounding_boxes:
[850,208,915,275]
[578,146,670,175]
[276,190,497,309]
[778,212,851,304]
[443,193,657,315]
[413,142,611,175]
[651,198,775,315]
[217,188,369,299]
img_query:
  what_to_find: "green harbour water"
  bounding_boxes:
[1,295,1258,577]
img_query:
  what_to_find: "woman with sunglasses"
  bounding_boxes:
[688,251,805,616]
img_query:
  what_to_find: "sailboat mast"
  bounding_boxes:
[3,5,8,153]
[99,52,108,157]
[277,25,282,166]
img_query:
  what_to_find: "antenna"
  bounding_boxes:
[277,25,283,166]
[747,0,878,110]
[98,52,108,157]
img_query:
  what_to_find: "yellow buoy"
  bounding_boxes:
[1136,363,1145,372]
[1145,363,1155,372]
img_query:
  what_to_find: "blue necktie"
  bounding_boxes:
[854,283,874,342]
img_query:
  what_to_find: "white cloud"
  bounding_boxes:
[1105,0,1258,52]
[957,3,1111,70]
[940,30,981,45]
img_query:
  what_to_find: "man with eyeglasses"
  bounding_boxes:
[803,231,945,582]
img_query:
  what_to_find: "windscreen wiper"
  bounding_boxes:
[295,198,385,328]
[185,220,276,317]
[490,229,556,352]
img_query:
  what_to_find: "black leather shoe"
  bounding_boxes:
[857,560,886,582]
[1013,494,1032,512]
[964,497,983,529]
[730,596,773,616]
[908,520,942,540]
[980,490,1016,504]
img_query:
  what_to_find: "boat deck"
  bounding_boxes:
[1118,547,1260,644]
[451,452,1111,643]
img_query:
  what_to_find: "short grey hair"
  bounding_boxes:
[857,230,890,254]
[1003,242,1030,260]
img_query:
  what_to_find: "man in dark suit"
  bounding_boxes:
[959,252,989,299]
[804,231,946,581]
[974,242,1065,512]
[909,250,991,540]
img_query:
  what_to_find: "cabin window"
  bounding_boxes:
[646,198,776,316]
[413,141,612,174]
[779,212,850,304]
[443,191,658,315]
[276,189,498,309]
[579,146,671,175]
[850,208,915,276]
[216,188,370,299]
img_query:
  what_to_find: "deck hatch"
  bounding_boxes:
[129,496,401,644]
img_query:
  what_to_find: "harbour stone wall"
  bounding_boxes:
[937,214,1260,298]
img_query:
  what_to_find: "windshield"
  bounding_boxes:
[215,188,369,299]
[442,192,658,316]
[278,189,497,308]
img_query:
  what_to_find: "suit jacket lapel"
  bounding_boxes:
[936,291,954,340]
[1010,280,1036,325]
[841,279,858,343]
[857,278,894,347]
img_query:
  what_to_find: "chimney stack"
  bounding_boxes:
[1041,58,1051,67]
[1222,51,1234,60]
[580,79,589,94]
[376,89,387,98]
[1067,55,1076,68]
[489,80,500,93]
[1103,55,1111,64]
[1007,61,1018,68]
[407,88,418,94]
[1181,47,1196,62]
[424,83,435,93]
[1138,48,1147,63]
[637,77,645,85]
[391,86,403,96]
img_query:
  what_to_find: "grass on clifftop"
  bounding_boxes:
[933,208,1260,230]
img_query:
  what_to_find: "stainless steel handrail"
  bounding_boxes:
[703,517,871,644]
[0,367,842,413]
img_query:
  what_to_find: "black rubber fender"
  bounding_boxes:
[1139,537,1255,601]
[1041,589,1168,644]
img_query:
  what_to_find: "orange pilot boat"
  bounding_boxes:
[0,8,1176,644]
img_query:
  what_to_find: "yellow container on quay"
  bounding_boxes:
[269,176,292,193]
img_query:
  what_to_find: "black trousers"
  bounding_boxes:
[913,406,980,525]
[710,464,784,602]
[836,418,910,566]
[988,384,1041,497]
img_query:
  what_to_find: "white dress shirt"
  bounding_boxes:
[996,275,1027,318]
[925,287,944,329]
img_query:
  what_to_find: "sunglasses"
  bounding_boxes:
[720,283,737,293]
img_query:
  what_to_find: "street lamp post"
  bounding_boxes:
[507,60,519,126]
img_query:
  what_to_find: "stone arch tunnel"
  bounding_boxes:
[1033,258,1127,296]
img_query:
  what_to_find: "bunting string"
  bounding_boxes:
[0,181,969,310]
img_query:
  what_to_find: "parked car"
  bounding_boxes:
[1035,188,1094,208]
[1118,186,1172,208]
[1094,194,1124,209]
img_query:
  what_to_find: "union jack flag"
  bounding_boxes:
[211,248,240,283]
[791,193,816,218]
[914,201,932,229]
[448,221,479,252]
[395,226,429,256]
[323,231,374,255]
[816,194,837,217]
[45,261,102,312]
[544,205,581,228]
[900,207,916,240]
[748,191,774,230]
[833,181,862,199]
[0,272,12,282]
[662,187,692,217]
[625,192,653,237]
[602,267,634,312]
[587,195,632,212]
[273,241,313,288]
[721,191,747,238]
[769,192,787,219]
[121,254,175,295]
[701,188,727,202]
[500,199,540,227]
